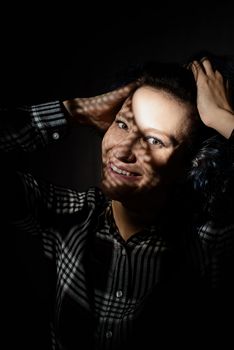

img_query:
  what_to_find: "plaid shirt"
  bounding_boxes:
[1,101,234,349]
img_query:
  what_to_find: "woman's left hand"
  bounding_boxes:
[191,58,234,138]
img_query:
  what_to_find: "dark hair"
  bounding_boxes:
[136,61,199,114]
[187,134,234,225]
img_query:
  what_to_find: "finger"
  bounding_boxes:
[215,69,224,82]
[200,58,215,76]
[183,62,192,70]
[190,60,201,81]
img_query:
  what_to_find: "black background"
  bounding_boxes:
[1,3,234,103]
[1,3,234,349]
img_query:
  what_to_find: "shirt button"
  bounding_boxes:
[121,249,126,256]
[52,132,60,140]
[106,330,112,339]
[116,290,123,298]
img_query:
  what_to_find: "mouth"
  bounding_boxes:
[108,162,141,179]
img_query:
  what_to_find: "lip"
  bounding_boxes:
[107,162,141,181]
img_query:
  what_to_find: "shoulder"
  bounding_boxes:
[86,186,108,209]
[198,220,234,251]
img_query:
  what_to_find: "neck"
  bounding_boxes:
[111,194,168,241]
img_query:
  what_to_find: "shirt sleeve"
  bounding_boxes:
[2,168,99,234]
[198,130,234,289]
[0,100,69,153]
[198,221,234,286]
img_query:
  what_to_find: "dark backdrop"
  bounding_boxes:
[1,4,234,349]
[2,3,234,103]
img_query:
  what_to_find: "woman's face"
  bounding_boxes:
[101,85,195,202]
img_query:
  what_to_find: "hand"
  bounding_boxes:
[190,58,234,138]
[63,82,138,131]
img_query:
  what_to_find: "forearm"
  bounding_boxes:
[62,82,138,131]
[0,101,69,153]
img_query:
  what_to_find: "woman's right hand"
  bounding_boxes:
[63,82,138,131]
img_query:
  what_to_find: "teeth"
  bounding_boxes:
[111,164,132,176]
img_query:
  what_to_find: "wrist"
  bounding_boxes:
[209,109,234,139]
[62,99,77,118]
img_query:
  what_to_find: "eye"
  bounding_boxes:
[144,136,165,147]
[115,119,128,130]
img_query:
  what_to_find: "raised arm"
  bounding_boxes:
[0,82,137,223]
[62,82,137,131]
[189,58,234,295]
[0,82,137,154]
[0,101,68,153]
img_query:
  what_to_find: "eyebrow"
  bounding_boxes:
[118,114,179,146]
[145,128,179,146]
[117,113,133,123]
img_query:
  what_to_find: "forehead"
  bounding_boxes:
[131,86,193,138]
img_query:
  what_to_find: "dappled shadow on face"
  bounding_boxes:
[100,96,191,203]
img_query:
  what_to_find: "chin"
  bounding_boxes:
[101,183,129,200]
[100,178,138,201]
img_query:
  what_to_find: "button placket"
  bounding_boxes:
[52,131,60,140]
[105,330,112,339]
[116,290,123,298]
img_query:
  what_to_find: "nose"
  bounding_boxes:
[113,137,137,163]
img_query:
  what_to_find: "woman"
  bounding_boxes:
[1,55,233,349]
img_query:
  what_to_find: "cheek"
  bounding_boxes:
[102,131,114,158]
[102,126,124,155]
[149,151,173,170]
[146,150,183,183]
[151,149,188,184]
